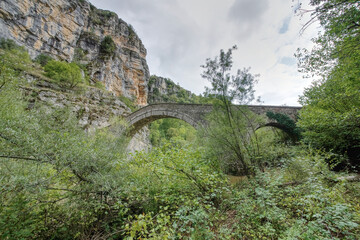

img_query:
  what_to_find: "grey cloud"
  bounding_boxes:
[228,0,269,37]
[90,0,201,72]
[91,0,209,92]
[89,0,312,105]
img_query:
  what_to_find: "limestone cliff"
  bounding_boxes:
[0,0,149,105]
[148,75,196,104]
[23,73,150,152]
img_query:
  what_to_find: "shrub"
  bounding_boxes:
[89,4,117,25]
[100,36,116,57]
[266,111,301,141]
[44,60,84,88]
[0,38,22,51]
[118,95,137,112]
[128,24,137,43]
[94,81,105,90]
[0,39,31,73]
[34,53,53,66]
[73,48,88,62]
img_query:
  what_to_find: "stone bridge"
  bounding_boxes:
[125,103,301,135]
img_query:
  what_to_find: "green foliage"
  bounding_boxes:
[124,142,227,238]
[100,36,116,57]
[1,33,360,239]
[0,38,22,51]
[94,81,106,90]
[149,118,196,146]
[148,75,215,104]
[202,45,260,104]
[200,46,264,176]
[0,66,359,238]
[296,0,360,168]
[200,106,266,175]
[266,111,301,141]
[298,56,360,154]
[118,95,138,112]
[0,39,32,93]
[296,0,360,78]
[219,147,360,239]
[0,39,32,72]
[254,127,294,167]
[127,24,137,44]
[148,75,156,86]
[0,73,129,238]
[34,53,53,66]
[89,4,117,25]
[73,47,88,62]
[44,60,84,88]
[79,31,100,44]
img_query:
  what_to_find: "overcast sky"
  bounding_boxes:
[89,0,319,106]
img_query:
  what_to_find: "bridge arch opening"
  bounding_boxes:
[149,118,197,146]
[127,109,200,137]
[255,123,297,145]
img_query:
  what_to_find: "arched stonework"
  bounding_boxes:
[125,103,301,136]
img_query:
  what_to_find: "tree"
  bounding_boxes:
[0,47,131,238]
[44,60,84,88]
[200,46,265,176]
[296,0,360,78]
[296,0,360,169]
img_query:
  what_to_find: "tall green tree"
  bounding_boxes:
[296,0,360,168]
[44,60,84,88]
[200,46,265,176]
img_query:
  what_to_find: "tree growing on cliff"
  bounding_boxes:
[44,60,84,88]
[200,46,264,176]
[100,35,116,57]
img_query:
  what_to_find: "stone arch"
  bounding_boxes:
[256,122,298,142]
[126,106,200,136]
[125,103,301,137]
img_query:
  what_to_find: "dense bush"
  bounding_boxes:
[266,111,301,141]
[0,39,31,72]
[100,35,116,57]
[149,118,197,146]
[44,60,84,88]
[296,0,360,169]
[0,38,22,50]
[34,53,53,66]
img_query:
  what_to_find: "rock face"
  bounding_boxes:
[148,75,195,104]
[0,0,149,105]
[24,76,131,132]
[24,74,150,152]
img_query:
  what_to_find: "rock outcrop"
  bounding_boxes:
[24,74,150,152]
[148,75,195,104]
[24,74,131,131]
[0,0,149,105]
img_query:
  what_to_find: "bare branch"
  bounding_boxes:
[0,155,45,162]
